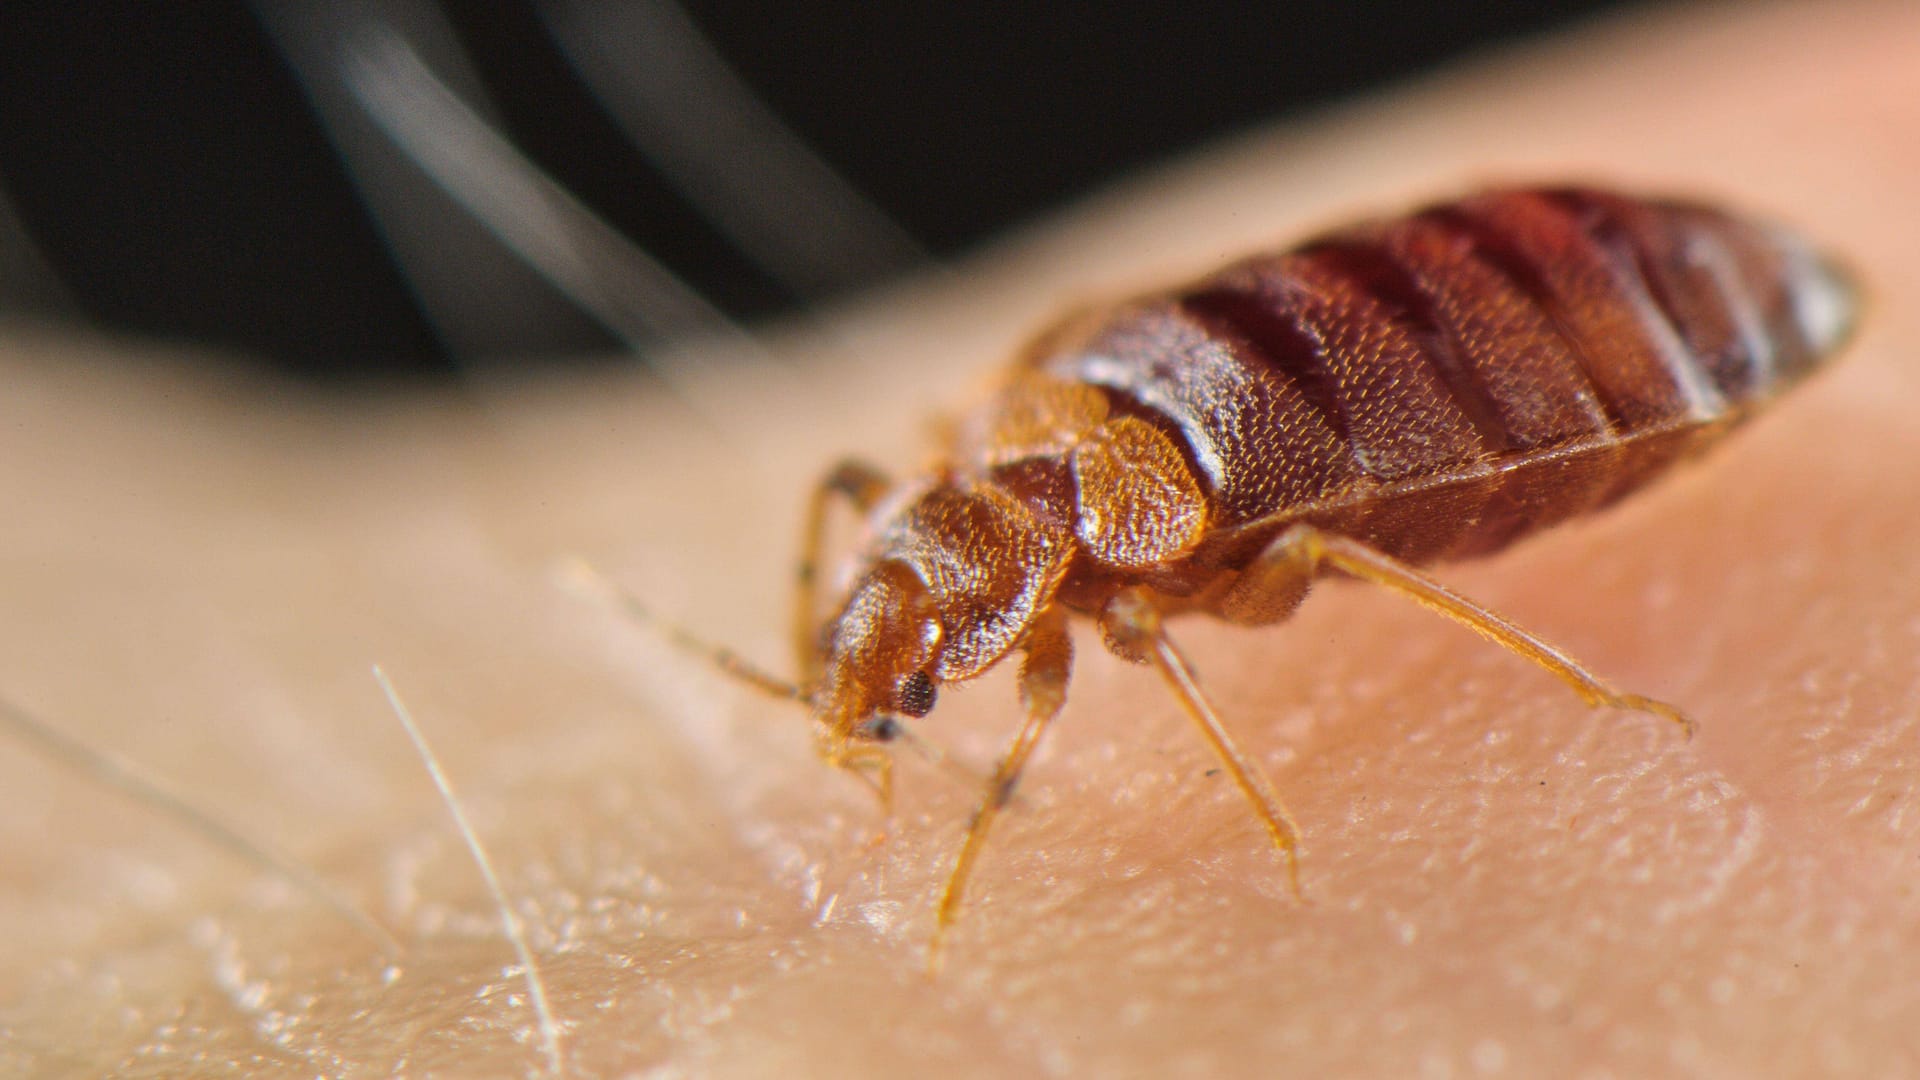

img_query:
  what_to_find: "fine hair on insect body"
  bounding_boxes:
[602,184,1858,972]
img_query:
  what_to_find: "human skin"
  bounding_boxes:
[2,1,1918,1075]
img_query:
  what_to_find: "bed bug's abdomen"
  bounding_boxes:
[1029,187,1856,569]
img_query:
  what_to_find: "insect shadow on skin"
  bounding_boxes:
[582,185,1859,975]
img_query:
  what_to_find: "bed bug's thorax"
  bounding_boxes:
[643,186,1858,972]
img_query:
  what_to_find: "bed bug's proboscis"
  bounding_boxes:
[590,185,1857,974]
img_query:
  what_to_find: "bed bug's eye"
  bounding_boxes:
[895,670,937,718]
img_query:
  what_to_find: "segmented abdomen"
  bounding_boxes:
[1030,187,1854,567]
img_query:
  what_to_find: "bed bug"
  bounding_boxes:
[609,185,1856,970]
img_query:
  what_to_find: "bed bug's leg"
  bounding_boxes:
[1101,587,1306,901]
[928,604,1072,974]
[794,459,893,685]
[1238,524,1694,738]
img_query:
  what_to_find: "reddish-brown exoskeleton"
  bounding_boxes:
[611,186,1856,970]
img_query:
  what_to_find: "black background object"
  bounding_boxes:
[0,2,1631,379]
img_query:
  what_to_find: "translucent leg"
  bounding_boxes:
[792,459,892,687]
[927,606,1071,974]
[1102,588,1305,900]
[1239,524,1693,738]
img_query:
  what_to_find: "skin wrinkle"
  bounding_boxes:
[2,0,1919,1075]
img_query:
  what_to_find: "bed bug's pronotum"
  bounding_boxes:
[595,185,1856,970]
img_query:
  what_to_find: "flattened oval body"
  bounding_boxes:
[1018,187,1854,576]
[785,185,1855,965]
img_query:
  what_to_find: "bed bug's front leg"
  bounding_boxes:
[1230,524,1695,738]
[928,604,1072,974]
[794,459,893,686]
[1101,586,1307,902]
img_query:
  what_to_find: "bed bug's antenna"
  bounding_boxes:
[556,556,805,703]
[557,558,992,797]
[0,694,402,956]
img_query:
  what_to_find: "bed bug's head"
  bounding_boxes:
[810,557,944,748]
[807,481,1070,750]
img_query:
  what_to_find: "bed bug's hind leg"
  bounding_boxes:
[1236,524,1694,738]
[794,459,893,686]
[1101,587,1306,901]
[928,605,1072,974]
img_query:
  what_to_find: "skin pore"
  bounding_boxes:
[3,1,1919,1075]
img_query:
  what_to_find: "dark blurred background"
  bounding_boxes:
[0,2,1635,380]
